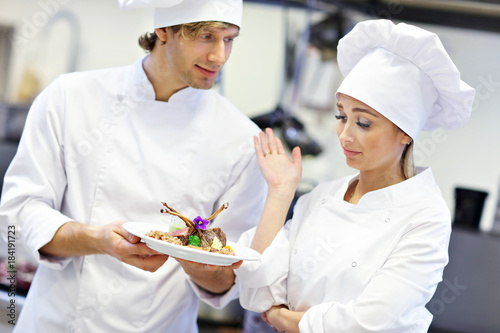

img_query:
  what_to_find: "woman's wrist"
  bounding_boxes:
[280,307,303,333]
[267,185,297,205]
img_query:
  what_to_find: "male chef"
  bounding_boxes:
[0,0,266,331]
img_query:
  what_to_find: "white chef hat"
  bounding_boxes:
[336,19,475,140]
[118,0,243,28]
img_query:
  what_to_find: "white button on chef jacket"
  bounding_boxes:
[236,168,450,333]
[0,56,267,332]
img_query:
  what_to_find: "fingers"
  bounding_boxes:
[176,258,243,270]
[255,128,298,157]
[127,254,169,272]
[116,228,166,257]
[255,131,272,158]
[175,258,219,272]
[265,128,278,154]
[291,146,302,164]
[112,221,141,244]
[254,135,264,159]
[127,241,155,255]
[101,221,169,272]
[114,221,164,256]
[230,260,243,269]
[255,128,282,157]
[128,234,141,244]
[124,242,169,271]
[275,137,286,155]
[259,131,270,155]
[261,312,271,326]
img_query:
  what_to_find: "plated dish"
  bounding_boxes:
[123,222,261,266]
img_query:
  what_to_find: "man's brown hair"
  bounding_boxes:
[138,21,233,52]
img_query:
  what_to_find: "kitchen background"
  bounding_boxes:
[0,0,499,332]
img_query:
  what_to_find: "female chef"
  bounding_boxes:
[235,19,475,333]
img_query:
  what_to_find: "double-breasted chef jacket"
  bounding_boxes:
[237,167,450,333]
[0,56,267,332]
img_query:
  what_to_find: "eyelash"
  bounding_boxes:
[335,114,371,128]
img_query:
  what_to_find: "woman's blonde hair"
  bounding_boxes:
[401,141,416,179]
[138,21,232,52]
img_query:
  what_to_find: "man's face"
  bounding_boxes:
[163,25,240,90]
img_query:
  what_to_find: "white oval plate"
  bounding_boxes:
[123,222,260,266]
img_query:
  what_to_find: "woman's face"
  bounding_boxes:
[336,94,410,176]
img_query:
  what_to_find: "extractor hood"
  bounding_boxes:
[245,0,500,33]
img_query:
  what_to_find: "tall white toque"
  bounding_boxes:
[118,0,243,29]
[336,19,475,140]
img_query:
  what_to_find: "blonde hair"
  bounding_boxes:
[401,142,416,179]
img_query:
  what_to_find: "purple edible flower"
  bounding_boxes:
[193,216,209,230]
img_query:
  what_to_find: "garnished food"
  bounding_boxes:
[188,235,201,247]
[146,202,235,256]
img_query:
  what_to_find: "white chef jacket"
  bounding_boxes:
[0,56,267,332]
[236,167,450,333]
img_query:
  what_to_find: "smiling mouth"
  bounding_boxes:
[196,65,218,78]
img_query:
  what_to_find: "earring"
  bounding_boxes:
[407,140,412,145]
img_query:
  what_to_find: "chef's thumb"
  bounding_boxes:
[115,221,140,243]
[128,233,141,243]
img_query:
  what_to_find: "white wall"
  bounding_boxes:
[1,0,500,231]
[0,0,153,101]
[410,24,500,232]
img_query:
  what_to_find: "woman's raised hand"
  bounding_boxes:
[250,128,302,253]
[254,128,302,192]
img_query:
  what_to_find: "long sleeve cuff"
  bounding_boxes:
[235,228,289,288]
[188,277,240,309]
[19,202,75,270]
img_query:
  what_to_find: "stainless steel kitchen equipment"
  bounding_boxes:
[0,24,14,101]
[0,102,29,142]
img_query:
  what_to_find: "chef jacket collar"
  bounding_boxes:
[341,167,435,209]
[129,56,203,104]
